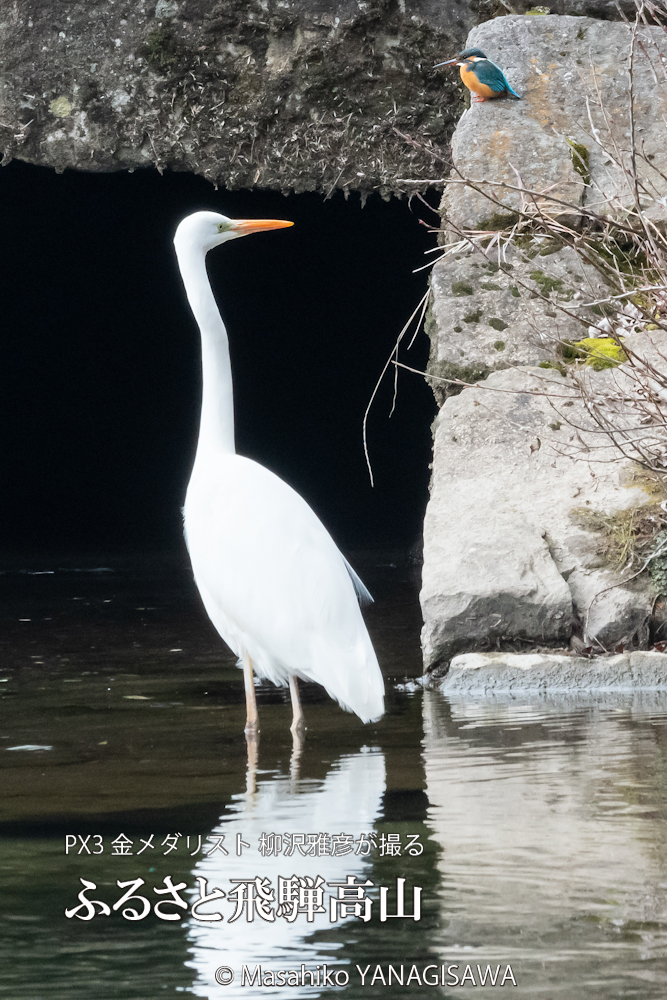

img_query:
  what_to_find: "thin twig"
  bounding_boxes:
[362,289,430,485]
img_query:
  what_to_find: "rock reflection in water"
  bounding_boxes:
[423,690,667,998]
[186,749,386,998]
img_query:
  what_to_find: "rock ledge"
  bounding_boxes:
[440,651,667,692]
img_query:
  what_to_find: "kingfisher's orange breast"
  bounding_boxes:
[460,64,497,98]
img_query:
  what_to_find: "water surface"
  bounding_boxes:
[1,558,666,997]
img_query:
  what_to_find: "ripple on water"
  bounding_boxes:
[423,690,667,997]
[2,565,667,998]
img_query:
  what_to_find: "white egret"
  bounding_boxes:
[174,211,385,735]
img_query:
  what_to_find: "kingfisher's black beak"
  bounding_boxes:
[433,58,457,67]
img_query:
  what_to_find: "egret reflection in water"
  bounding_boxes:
[186,748,386,998]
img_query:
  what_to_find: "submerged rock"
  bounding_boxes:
[440,650,667,692]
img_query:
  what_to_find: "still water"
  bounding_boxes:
[1,557,666,998]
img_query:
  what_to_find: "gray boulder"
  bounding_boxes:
[420,365,658,672]
[427,241,610,401]
[441,15,667,231]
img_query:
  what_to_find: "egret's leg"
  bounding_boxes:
[246,735,258,799]
[289,674,304,783]
[289,728,303,788]
[243,651,260,734]
[289,674,305,734]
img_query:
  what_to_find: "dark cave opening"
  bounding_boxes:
[0,161,438,555]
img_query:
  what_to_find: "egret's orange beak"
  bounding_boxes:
[232,219,294,234]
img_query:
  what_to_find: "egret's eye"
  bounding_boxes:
[217,221,232,233]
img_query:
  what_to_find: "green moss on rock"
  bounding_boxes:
[537,238,564,257]
[451,281,474,296]
[538,360,567,374]
[478,210,521,231]
[575,337,627,370]
[463,308,483,324]
[566,138,590,185]
[529,269,565,296]
[427,360,492,405]
[142,26,183,73]
[514,234,541,259]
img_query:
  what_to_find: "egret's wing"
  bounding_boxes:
[341,554,374,607]
[185,454,385,722]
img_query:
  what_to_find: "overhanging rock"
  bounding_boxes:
[0,2,637,196]
[0,0,476,195]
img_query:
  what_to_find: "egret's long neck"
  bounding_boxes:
[176,240,236,457]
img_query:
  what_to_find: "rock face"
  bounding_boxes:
[0,2,635,196]
[420,365,659,672]
[0,0,475,196]
[426,13,667,396]
[439,650,667,692]
[441,15,667,232]
[420,12,667,674]
[427,241,610,400]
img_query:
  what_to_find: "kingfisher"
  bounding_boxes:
[434,48,521,102]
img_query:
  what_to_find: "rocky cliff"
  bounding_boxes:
[0,0,631,196]
[421,13,667,673]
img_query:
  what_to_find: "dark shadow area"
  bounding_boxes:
[0,161,437,554]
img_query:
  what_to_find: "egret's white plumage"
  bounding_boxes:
[175,211,384,726]
[187,750,386,997]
